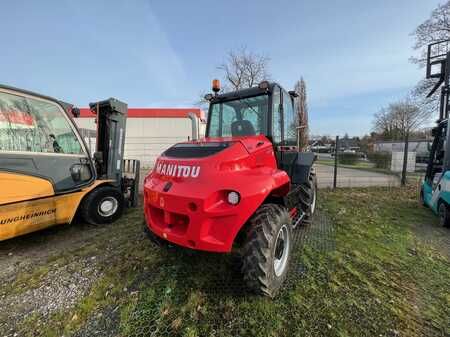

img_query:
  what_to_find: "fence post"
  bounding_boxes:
[333,136,339,189]
[401,132,409,186]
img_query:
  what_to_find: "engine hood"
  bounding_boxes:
[162,135,272,158]
[150,135,275,182]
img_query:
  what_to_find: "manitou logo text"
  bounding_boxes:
[156,162,200,178]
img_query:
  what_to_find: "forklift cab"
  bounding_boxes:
[0,85,140,241]
[206,82,315,185]
[422,120,449,209]
[0,86,96,196]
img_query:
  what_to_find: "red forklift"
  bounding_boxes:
[143,80,316,297]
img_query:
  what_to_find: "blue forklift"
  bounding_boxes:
[420,40,450,227]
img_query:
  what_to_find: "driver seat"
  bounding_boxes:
[231,120,256,137]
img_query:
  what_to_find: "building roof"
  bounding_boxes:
[78,107,205,120]
[374,139,430,144]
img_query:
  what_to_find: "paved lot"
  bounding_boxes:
[315,164,400,188]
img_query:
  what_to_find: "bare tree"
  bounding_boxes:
[294,78,309,150]
[373,107,403,140]
[196,48,270,113]
[389,100,428,136]
[411,2,450,114]
[373,100,430,139]
[218,47,270,91]
[411,2,450,66]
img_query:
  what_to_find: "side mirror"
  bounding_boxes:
[70,165,81,182]
[71,107,80,118]
[70,163,92,182]
[288,90,299,98]
[204,93,213,101]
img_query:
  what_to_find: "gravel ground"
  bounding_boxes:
[0,258,101,335]
[0,219,129,337]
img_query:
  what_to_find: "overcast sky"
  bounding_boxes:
[1,0,443,136]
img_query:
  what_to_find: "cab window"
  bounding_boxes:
[0,91,83,154]
[282,90,296,145]
[208,95,269,137]
[271,86,282,144]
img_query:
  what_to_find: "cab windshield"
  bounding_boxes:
[207,94,269,137]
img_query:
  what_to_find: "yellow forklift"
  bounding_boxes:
[0,84,140,241]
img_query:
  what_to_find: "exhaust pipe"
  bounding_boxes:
[188,112,199,141]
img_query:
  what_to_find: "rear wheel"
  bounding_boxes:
[241,204,292,298]
[80,185,124,225]
[438,201,450,227]
[298,169,317,224]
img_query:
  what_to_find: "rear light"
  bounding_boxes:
[227,191,240,205]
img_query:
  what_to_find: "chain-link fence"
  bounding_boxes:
[1,128,427,193]
[313,136,427,190]
[120,210,336,337]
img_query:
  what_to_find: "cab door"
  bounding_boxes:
[272,86,298,174]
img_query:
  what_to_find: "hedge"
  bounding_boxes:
[367,152,391,169]
[338,152,360,165]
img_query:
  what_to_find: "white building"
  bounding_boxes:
[373,139,431,155]
[74,107,206,168]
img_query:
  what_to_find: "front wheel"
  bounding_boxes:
[241,204,292,298]
[80,185,124,225]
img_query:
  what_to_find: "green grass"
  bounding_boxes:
[10,186,450,337]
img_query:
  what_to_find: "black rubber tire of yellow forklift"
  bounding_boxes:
[438,201,450,227]
[298,169,317,224]
[80,186,124,225]
[241,204,292,298]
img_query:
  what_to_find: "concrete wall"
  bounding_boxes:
[75,117,196,168]
[391,151,416,172]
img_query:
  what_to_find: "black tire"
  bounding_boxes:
[80,185,124,225]
[241,204,292,298]
[438,201,450,227]
[298,168,317,224]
